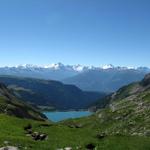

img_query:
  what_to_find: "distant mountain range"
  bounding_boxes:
[0,63,150,92]
[0,63,80,80]
[63,68,149,92]
[0,76,105,110]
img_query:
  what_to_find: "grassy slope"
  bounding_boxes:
[0,114,150,150]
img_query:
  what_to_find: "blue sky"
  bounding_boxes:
[0,0,150,67]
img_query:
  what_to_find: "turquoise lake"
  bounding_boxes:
[44,111,92,122]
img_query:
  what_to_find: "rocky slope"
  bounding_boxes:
[88,73,150,136]
[0,83,46,121]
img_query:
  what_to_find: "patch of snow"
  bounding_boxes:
[101,64,114,69]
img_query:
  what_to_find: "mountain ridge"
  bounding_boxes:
[63,69,148,92]
[1,63,150,72]
[0,82,47,120]
[0,63,150,92]
[0,75,105,110]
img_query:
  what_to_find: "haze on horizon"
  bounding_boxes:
[0,0,150,67]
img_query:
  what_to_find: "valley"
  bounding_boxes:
[0,72,150,149]
[0,75,105,110]
[1,0,150,149]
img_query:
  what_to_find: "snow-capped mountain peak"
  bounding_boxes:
[73,65,85,72]
[44,63,64,70]
[101,64,115,69]
[0,63,149,82]
[1,63,150,73]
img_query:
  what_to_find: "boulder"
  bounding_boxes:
[39,134,48,140]
[3,141,9,145]
[64,147,72,150]
[32,132,41,141]
[26,129,33,134]
[0,146,18,150]
[31,132,48,141]
[85,143,96,150]
[144,130,150,137]
[96,132,106,139]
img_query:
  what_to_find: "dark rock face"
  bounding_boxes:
[31,132,48,141]
[85,143,96,150]
[141,73,150,86]
[0,83,7,89]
